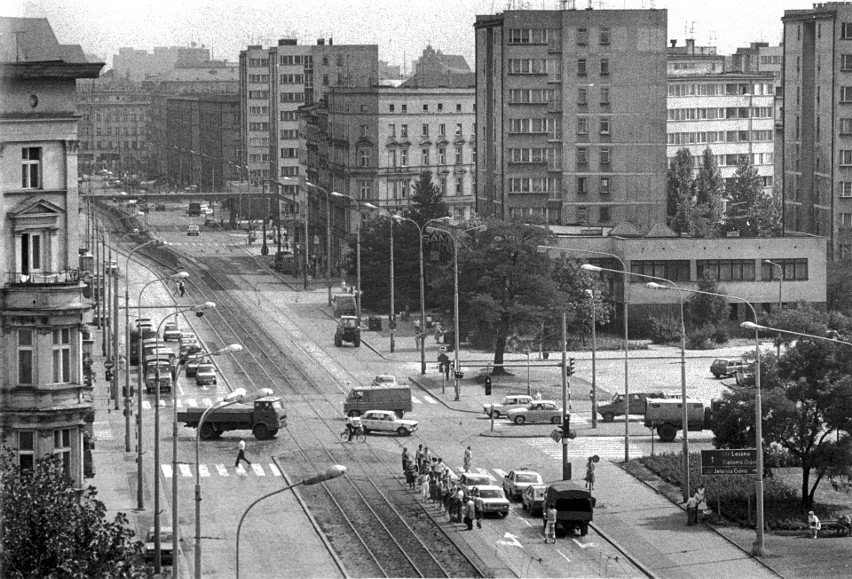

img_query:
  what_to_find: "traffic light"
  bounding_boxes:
[105,369,113,382]
[566,357,575,377]
[484,375,492,396]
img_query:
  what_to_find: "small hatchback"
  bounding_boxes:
[195,363,217,386]
[187,224,200,236]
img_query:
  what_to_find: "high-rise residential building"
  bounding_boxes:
[782,3,852,259]
[474,8,668,230]
[0,17,103,486]
[239,38,378,199]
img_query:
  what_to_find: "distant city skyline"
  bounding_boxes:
[5,0,817,70]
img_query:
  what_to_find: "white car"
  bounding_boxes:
[163,322,181,342]
[483,394,534,419]
[359,410,418,436]
[506,400,564,425]
[459,472,494,496]
[472,485,510,517]
[502,469,544,500]
[195,363,217,386]
[371,374,398,386]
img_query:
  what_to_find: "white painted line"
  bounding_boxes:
[202,398,213,407]
[251,464,265,476]
[179,464,192,477]
[555,549,572,563]
[187,399,198,408]
[269,463,281,476]
[158,400,166,407]
[215,464,228,477]
[412,396,422,404]
[235,465,247,476]
[142,401,151,410]
[174,399,183,408]
[162,464,173,478]
[199,464,210,478]
[423,395,438,404]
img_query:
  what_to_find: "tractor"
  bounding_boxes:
[335,316,361,347]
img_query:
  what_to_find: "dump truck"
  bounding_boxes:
[343,385,412,417]
[644,397,707,442]
[177,396,286,440]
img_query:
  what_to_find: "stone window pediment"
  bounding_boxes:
[9,198,64,233]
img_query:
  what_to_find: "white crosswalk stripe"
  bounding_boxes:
[268,463,281,476]
[199,464,210,477]
[251,464,265,476]
[422,395,438,404]
[179,464,192,477]
[187,399,198,408]
[527,437,644,460]
[162,464,173,478]
[235,465,248,476]
[202,398,213,407]
[175,399,183,408]
[215,464,228,477]
[142,401,152,410]
[412,396,422,404]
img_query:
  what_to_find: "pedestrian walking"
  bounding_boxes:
[234,439,251,468]
[441,480,451,513]
[434,457,446,478]
[405,462,417,490]
[415,444,424,471]
[421,473,430,501]
[463,446,472,472]
[474,488,484,529]
[455,487,465,522]
[423,446,432,467]
[534,391,542,400]
[808,511,821,539]
[545,504,557,543]
[584,457,595,492]
[695,486,707,522]
[685,494,699,526]
[428,474,438,503]
[464,496,475,530]
[178,280,186,297]
[402,447,411,473]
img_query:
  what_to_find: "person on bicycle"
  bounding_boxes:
[345,415,362,441]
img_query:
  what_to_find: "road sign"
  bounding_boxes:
[439,345,447,353]
[104,359,115,370]
[701,449,757,475]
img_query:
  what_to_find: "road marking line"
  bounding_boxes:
[162,464,173,478]
[215,464,228,477]
[179,464,192,477]
[142,401,151,410]
[412,396,422,404]
[269,463,281,476]
[422,395,437,404]
[202,398,213,407]
[187,399,198,408]
[555,549,572,563]
[251,464,265,476]
[199,464,210,477]
[158,400,166,407]
[175,399,183,408]
[235,465,247,476]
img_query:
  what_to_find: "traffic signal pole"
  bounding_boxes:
[562,313,569,480]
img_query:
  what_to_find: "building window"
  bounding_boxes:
[21,147,41,189]
[576,147,588,165]
[842,119,852,135]
[421,148,430,165]
[359,148,370,167]
[697,259,756,281]
[20,232,42,275]
[600,117,611,135]
[600,177,610,195]
[18,329,34,385]
[389,150,397,167]
[599,206,611,222]
[577,59,587,76]
[600,147,611,166]
[841,182,852,197]
[843,55,852,71]
[578,88,588,105]
[456,103,462,112]
[54,429,71,479]
[401,104,407,113]
[358,180,371,200]
[360,124,369,137]
[389,104,395,112]
[842,87,852,103]
[440,177,447,195]
[456,123,463,136]
[600,58,609,76]
[577,207,588,223]
[631,260,691,282]
[577,177,587,194]
[455,146,463,164]
[400,124,408,138]
[843,23,852,39]
[761,258,808,281]
[577,27,588,45]
[388,123,396,137]
[401,149,408,166]
[438,148,446,164]
[422,123,429,137]
[17,431,35,471]
[577,118,588,135]
[600,27,610,45]
[841,213,852,227]
[456,177,463,195]
[439,123,446,136]
[842,150,852,166]
[423,104,429,112]
[52,328,71,384]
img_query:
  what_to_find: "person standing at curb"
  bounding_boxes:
[685,494,699,526]
[464,496,475,530]
[415,444,424,471]
[545,504,557,543]
[474,488,484,529]
[463,446,472,472]
[234,439,251,468]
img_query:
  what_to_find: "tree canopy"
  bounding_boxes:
[666,148,696,236]
[1,447,148,577]
[724,158,781,237]
[405,171,449,227]
[693,147,724,237]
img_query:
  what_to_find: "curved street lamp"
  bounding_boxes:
[331,192,363,327]
[235,464,347,579]
[194,387,273,579]
[393,215,428,375]
[305,181,334,306]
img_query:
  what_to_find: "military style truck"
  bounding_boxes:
[543,481,596,537]
[177,396,287,440]
[334,315,361,347]
[343,385,412,417]
[644,397,707,442]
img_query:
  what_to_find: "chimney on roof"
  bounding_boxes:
[686,38,695,55]
[670,39,677,47]
[317,38,325,45]
[329,37,333,46]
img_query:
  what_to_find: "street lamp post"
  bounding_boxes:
[134,271,188,511]
[582,264,690,501]
[235,465,347,579]
[393,215,428,375]
[365,205,398,353]
[152,302,215,574]
[585,289,598,428]
[305,181,334,306]
[194,387,273,579]
[331,192,363,327]
[172,343,242,575]
[651,284,764,556]
[425,218,461,401]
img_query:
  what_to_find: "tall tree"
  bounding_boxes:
[685,274,727,327]
[827,259,852,314]
[752,190,783,237]
[725,158,765,236]
[693,147,724,237]
[666,148,696,235]
[405,170,449,227]
[1,448,148,577]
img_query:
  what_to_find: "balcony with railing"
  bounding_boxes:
[6,270,83,286]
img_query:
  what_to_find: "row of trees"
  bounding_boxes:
[667,147,782,238]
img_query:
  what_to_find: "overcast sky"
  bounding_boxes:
[5,0,816,70]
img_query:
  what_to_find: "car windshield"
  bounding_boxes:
[465,475,490,485]
[198,365,214,372]
[515,474,541,483]
[478,489,503,499]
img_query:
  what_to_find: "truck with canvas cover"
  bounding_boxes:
[543,481,596,536]
[644,397,707,442]
[343,385,412,417]
[177,396,286,440]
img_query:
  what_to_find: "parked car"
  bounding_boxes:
[472,485,510,517]
[506,401,564,425]
[163,322,181,342]
[483,394,534,419]
[195,363,217,386]
[358,410,417,436]
[371,374,398,386]
[185,358,202,378]
[179,331,196,346]
[187,224,200,236]
[597,392,666,422]
[710,358,746,379]
[522,483,548,515]
[180,340,202,361]
[144,526,175,566]
[459,472,494,496]
[502,469,544,500]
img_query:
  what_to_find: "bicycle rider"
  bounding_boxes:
[345,415,363,441]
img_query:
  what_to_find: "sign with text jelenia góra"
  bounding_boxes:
[701,449,757,475]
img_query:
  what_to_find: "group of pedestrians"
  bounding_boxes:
[403,445,484,531]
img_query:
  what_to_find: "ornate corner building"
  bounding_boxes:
[0,17,103,486]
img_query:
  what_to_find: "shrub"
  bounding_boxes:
[648,314,681,344]
[712,324,729,345]
[686,324,715,349]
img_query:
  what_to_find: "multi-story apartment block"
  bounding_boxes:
[76,76,151,176]
[0,17,103,486]
[667,71,776,195]
[667,38,725,76]
[303,85,476,218]
[239,38,378,200]
[112,44,211,82]
[782,3,852,259]
[475,8,668,230]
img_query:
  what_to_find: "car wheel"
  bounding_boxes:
[397,427,410,436]
[252,424,269,440]
[334,338,342,347]
[490,410,501,419]
[513,415,526,425]
[712,373,721,379]
[580,523,589,536]
[658,423,677,442]
[551,416,561,424]
[602,412,615,422]
[199,423,215,440]
[354,338,361,347]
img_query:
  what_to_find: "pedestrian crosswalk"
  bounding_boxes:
[162,462,282,479]
[527,437,644,460]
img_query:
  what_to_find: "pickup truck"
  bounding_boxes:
[359,410,418,436]
[177,396,286,440]
[597,392,666,422]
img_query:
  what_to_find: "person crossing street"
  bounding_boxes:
[234,439,251,468]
